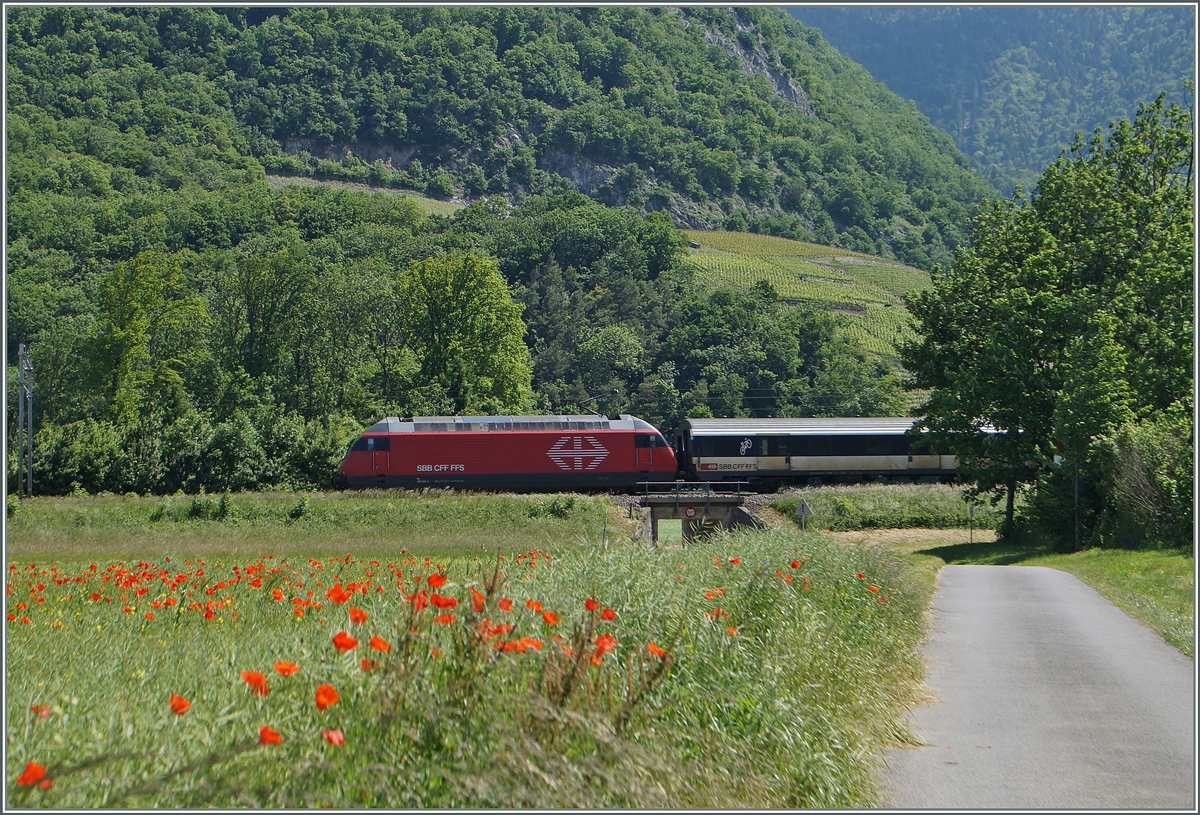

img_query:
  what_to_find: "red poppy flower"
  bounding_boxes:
[332,631,358,652]
[542,610,560,625]
[594,632,618,653]
[791,560,801,569]
[360,658,378,671]
[647,642,666,658]
[430,593,457,609]
[867,585,880,592]
[600,608,617,621]
[497,597,513,612]
[519,636,543,651]
[408,591,428,610]
[429,647,441,658]
[272,587,284,601]
[169,692,191,715]
[369,635,390,652]
[348,606,368,624]
[258,725,281,745]
[16,761,47,786]
[240,670,269,696]
[728,557,741,565]
[469,587,485,612]
[144,612,155,620]
[432,612,455,624]
[30,704,49,718]
[726,626,738,636]
[855,572,865,579]
[315,683,339,711]
[427,573,447,588]
[322,728,345,746]
[274,661,300,677]
[585,598,600,611]
[525,598,542,613]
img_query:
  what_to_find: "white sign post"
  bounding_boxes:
[794,498,813,532]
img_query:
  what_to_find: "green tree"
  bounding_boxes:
[88,251,208,424]
[904,98,1192,541]
[397,254,533,414]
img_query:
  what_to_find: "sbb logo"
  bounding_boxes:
[547,436,609,471]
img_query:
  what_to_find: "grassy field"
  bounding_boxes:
[5,492,931,808]
[682,230,929,364]
[264,174,464,216]
[4,491,626,562]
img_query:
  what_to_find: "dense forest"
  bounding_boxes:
[793,6,1195,195]
[7,6,993,266]
[7,6,935,495]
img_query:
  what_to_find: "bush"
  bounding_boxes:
[1104,411,1193,549]
[425,173,455,199]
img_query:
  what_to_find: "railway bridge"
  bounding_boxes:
[634,482,763,543]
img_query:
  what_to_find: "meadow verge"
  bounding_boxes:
[6,522,931,807]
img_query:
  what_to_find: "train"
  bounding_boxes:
[336,414,957,492]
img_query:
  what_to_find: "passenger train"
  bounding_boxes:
[336,414,956,492]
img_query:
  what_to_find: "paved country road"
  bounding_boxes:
[882,565,1195,809]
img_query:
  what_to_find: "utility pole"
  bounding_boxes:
[1074,458,1080,552]
[17,344,33,498]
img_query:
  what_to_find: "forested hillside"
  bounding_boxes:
[792,6,1195,194]
[7,6,992,266]
[8,6,962,495]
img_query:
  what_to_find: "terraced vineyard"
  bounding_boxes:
[682,230,930,365]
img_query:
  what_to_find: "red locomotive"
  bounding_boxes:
[337,414,677,491]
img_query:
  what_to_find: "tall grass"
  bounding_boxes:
[6,527,930,807]
[773,484,1007,531]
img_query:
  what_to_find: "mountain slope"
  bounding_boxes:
[6,6,993,269]
[790,6,1195,195]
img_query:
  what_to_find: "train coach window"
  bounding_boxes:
[697,437,751,457]
[351,436,390,452]
[766,437,789,456]
[861,436,908,456]
[807,436,833,457]
[833,436,867,456]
